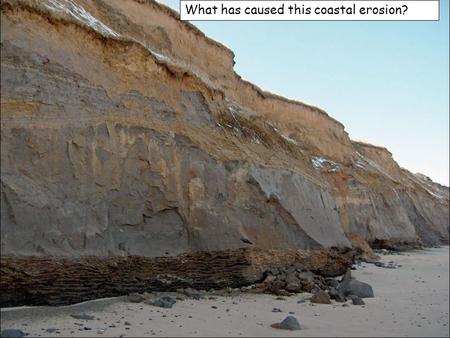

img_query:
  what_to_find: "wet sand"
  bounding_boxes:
[1,246,449,337]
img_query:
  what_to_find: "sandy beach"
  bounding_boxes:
[1,246,449,337]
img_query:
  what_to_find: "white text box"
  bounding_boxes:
[180,1,440,21]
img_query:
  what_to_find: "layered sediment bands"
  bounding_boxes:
[90,0,354,164]
[0,248,354,307]
[1,0,449,264]
[347,142,450,246]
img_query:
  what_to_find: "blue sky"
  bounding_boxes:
[163,0,449,186]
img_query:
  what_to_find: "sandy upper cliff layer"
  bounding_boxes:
[0,0,448,257]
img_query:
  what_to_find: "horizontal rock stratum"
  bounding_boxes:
[1,0,449,260]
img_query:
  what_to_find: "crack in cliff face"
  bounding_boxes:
[0,182,17,226]
[267,195,323,251]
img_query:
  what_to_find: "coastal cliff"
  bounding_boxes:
[1,0,448,260]
[1,0,449,307]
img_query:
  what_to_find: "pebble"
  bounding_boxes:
[147,296,176,309]
[70,314,95,321]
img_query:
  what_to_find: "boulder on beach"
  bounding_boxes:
[350,295,365,305]
[329,287,346,302]
[311,290,332,304]
[70,314,95,321]
[270,316,301,330]
[337,270,374,298]
[147,296,177,308]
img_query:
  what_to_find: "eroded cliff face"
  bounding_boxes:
[1,0,448,257]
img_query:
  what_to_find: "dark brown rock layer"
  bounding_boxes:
[0,248,354,307]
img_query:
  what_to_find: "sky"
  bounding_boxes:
[163,0,449,186]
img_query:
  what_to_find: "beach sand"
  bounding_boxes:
[1,246,449,337]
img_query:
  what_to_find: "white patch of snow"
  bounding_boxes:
[414,181,445,199]
[45,0,119,37]
[146,47,173,63]
[311,156,340,172]
[354,158,366,169]
[252,136,261,145]
[187,68,217,90]
[266,121,279,132]
[354,151,395,180]
[227,106,242,127]
[224,104,245,135]
[391,188,401,200]
[280,133,298,145]
[266,121,298,145]
[408,173,447,201]
[227,105,237,113]
[426,189,445,199]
